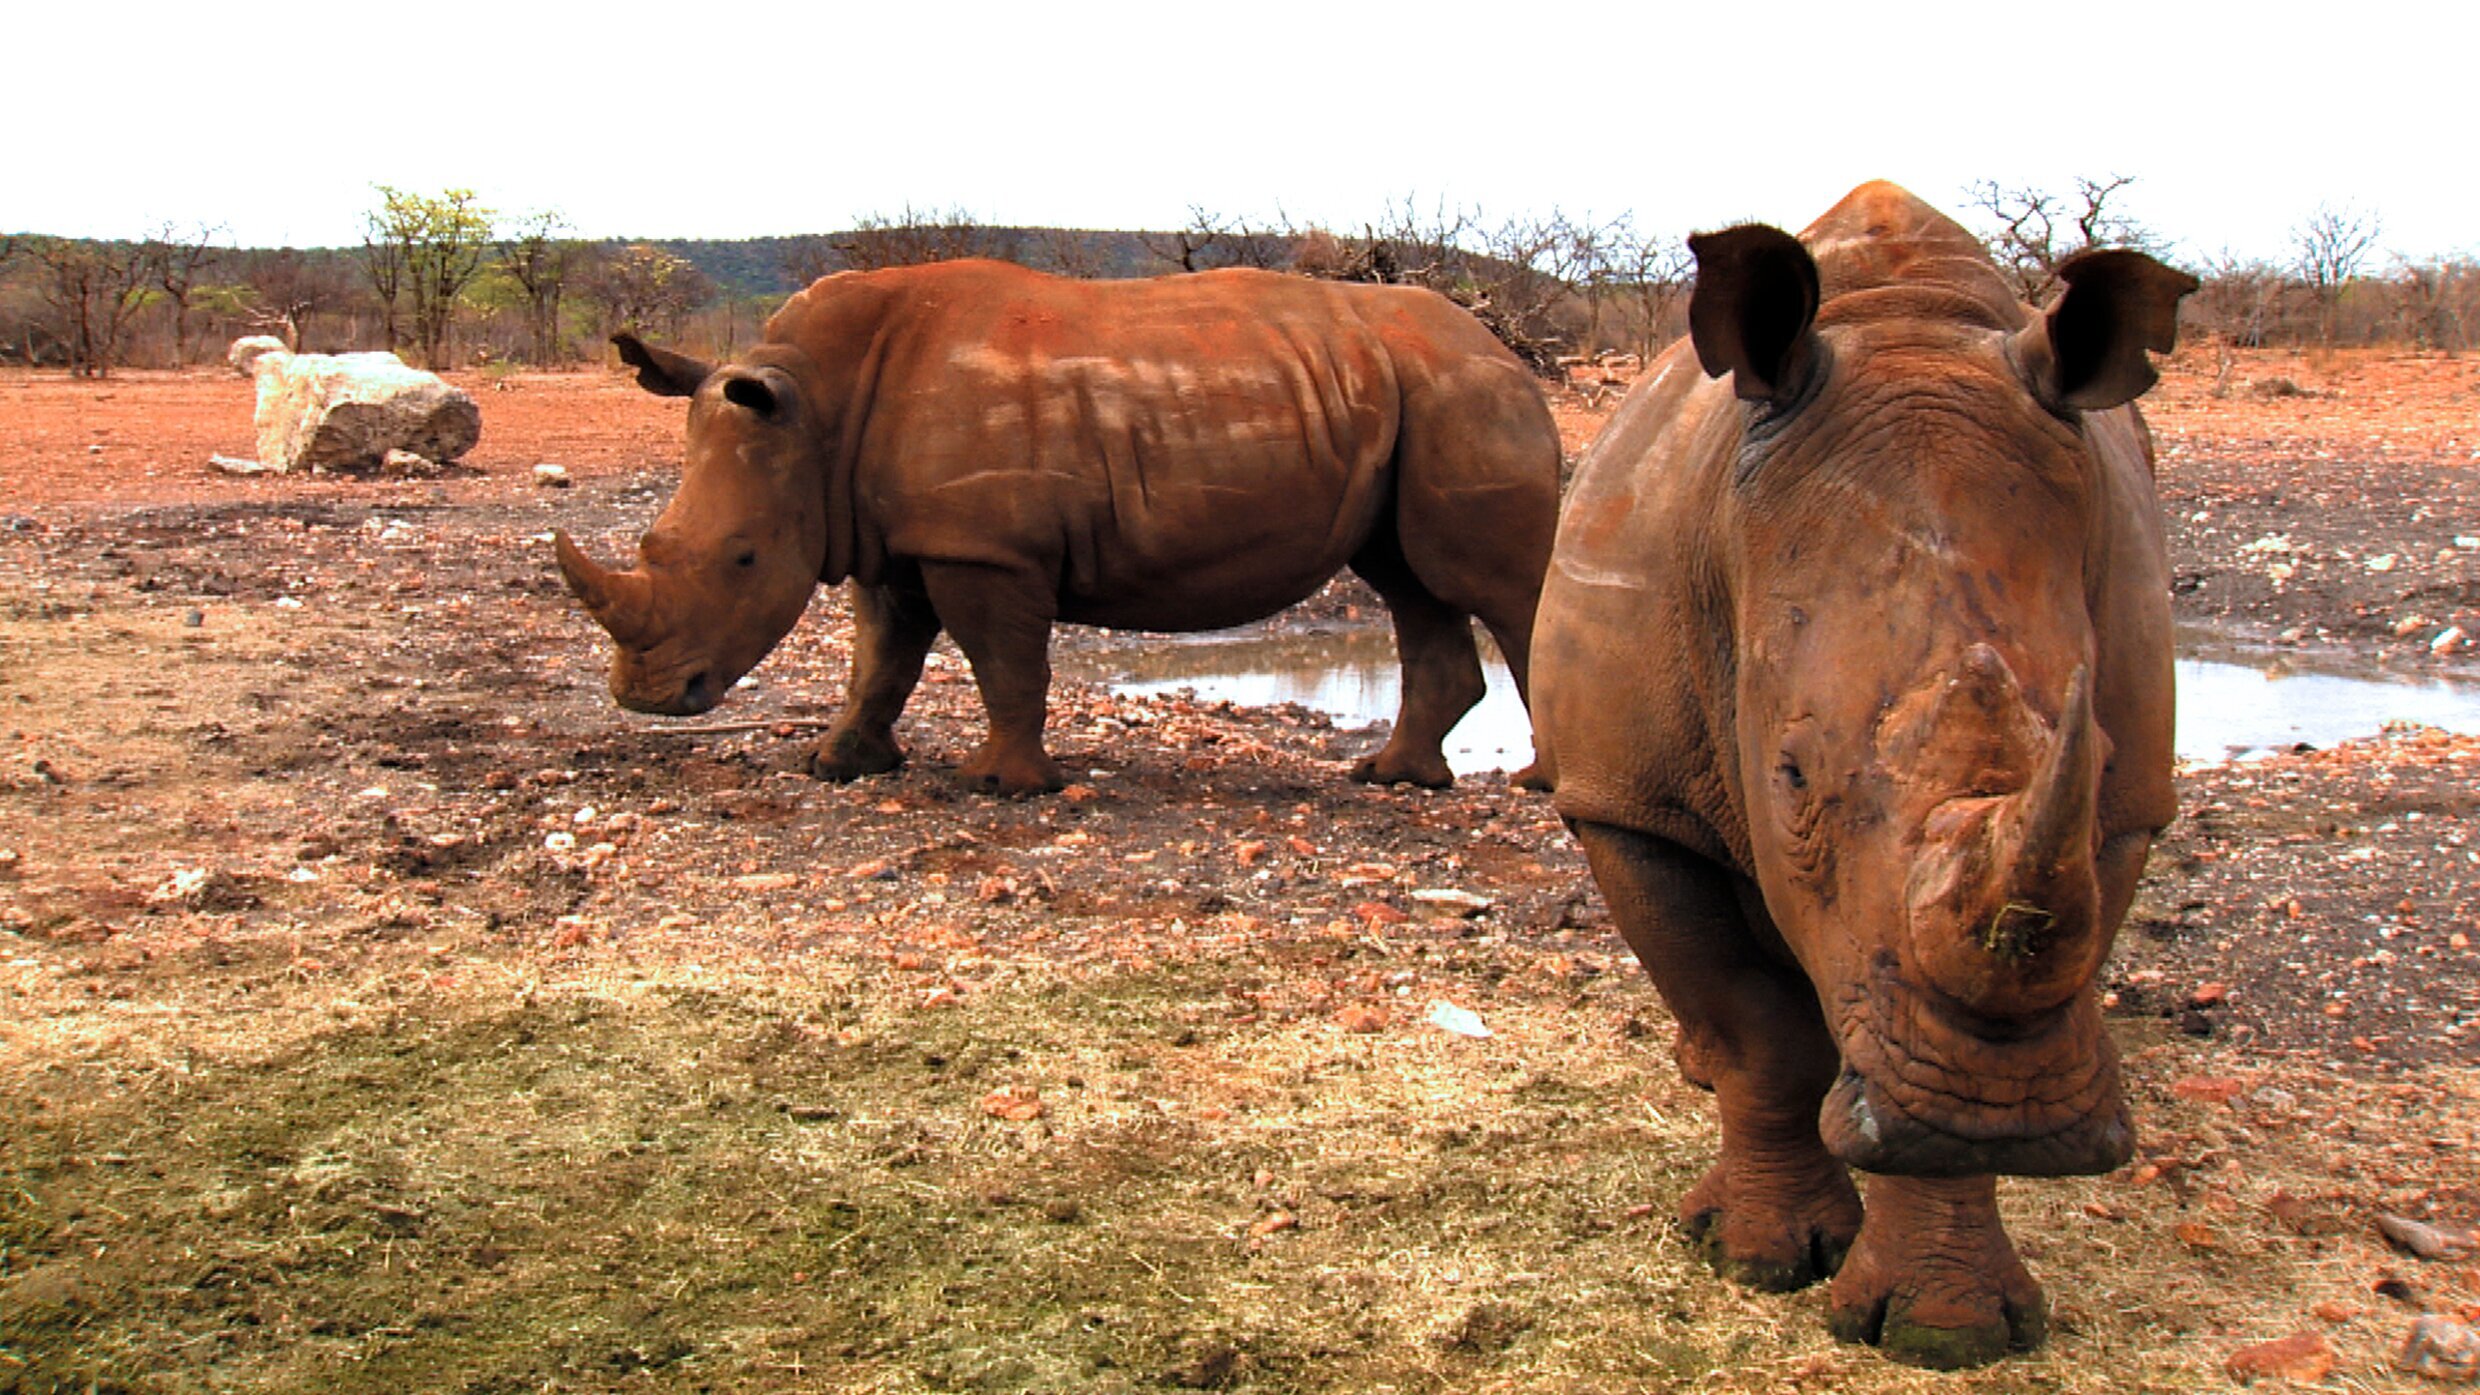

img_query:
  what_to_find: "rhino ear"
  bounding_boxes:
[612,332,715,398]
[2015,250,2199,412]
[721,371,780,418]
[1688,224,1821,404]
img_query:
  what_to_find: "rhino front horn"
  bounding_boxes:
[2015,665,2100,891]
[552,531,652,644]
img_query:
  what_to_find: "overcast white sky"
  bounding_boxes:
[12,1,2470,268]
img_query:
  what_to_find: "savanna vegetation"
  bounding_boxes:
[3,177,2470,381]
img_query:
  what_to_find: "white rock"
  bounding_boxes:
[226,335,289,376]
[237,340,481,473]
[1426,1001,1492,1038]
[2434,626,2469,656]
[533,462,572,488]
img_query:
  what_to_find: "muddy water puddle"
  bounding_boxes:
[1065,626,2480,771]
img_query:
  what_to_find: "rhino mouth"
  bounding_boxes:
[613,664,719,717]
[1819,975,2132,1178]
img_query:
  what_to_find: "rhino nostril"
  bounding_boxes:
[680,671,713,709]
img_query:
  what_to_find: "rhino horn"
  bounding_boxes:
[553,530,654,645]
[2014,664,2100,894]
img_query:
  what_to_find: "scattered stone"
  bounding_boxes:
[2433,626,2468,656]
[1426,1001,1491,1039]
[2225,1331,2335,1384]
[533,462,572,488]
[2398,1315,2480,1382]
[208,454,271,476]
[1410,887,1492,917]
[2171,1075,2246,1104]
[1333,1004,1389,1034]
[980,1087,1044,1121]
[382,448,442,477]
[2376,1213,2479,1262]
[1247,1210,1297,1238]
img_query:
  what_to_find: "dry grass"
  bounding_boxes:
[7,926,2472,1393]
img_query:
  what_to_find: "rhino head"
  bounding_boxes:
[1690,221,2196,1178]
[554,334,843,715]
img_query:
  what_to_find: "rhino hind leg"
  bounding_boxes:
[1348,543,1486,788]
[1826,1174,2047,1368]
[1573,822,1860,1290]
[919,562,1067,796]
[806,581,942,782]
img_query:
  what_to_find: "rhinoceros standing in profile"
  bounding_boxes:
[555,260,1561,795]
[1531,182,2196,1367]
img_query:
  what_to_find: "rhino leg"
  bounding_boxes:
[806,581,942,782]
[1349,542,1484,789]
[919,562,1067,796]
[1573,822,1860,1291]
[1384,391,1556,791]
[1826,1174,2047,1368]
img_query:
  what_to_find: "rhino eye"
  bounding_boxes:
[735,549,757,569]
[1778,759,1808,791]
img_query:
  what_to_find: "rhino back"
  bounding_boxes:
[812,264,1428,626]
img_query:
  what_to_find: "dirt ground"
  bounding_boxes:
[0,347,2474,1393]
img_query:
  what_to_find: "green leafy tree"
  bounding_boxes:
[585,243,715,342]
[496,210,582,364]
[362,186,495,368]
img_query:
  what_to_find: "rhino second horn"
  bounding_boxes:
[552,531,654,645]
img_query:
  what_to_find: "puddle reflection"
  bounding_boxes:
[1070,625,2480,771]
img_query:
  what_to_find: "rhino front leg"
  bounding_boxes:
[1350,543,1484,788]
[918,561,1067,796]
[1573,821,1861,1291]
[1827,1174,2047,1368]
[806,580,942,782]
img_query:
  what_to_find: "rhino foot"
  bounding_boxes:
[957,744,1067,797]
[804,728,905,782]
[1827,1278,2046,1370]
[1349,750,1454,789]
[1825,1176,2047,1368]
[1678,1157,1860,1293]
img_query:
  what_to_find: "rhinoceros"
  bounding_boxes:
[1531,183,2196,1367]
[555,259,1561,795]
